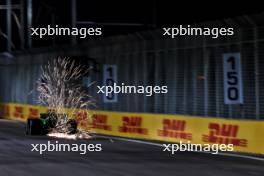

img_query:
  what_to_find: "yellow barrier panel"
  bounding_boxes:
[0,102,263,154]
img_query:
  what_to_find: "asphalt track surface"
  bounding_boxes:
[0,119,263,176]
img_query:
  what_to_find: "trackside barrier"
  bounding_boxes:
[0,102,263,154]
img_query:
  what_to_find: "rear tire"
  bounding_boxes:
[66,119,78,134]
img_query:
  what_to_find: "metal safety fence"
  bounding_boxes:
[1,14,264,120]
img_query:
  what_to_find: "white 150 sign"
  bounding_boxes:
[223,53,244,104]
[103,65,118,103]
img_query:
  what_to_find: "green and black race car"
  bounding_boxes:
[26,113,77,135]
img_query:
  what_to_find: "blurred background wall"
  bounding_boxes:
[1,15,264,120]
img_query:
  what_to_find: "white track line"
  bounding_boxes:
[96,135,264,162]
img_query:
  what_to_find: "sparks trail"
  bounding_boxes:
[36,57,95,136]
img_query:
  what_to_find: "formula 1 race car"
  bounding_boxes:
[26,113,77,135]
